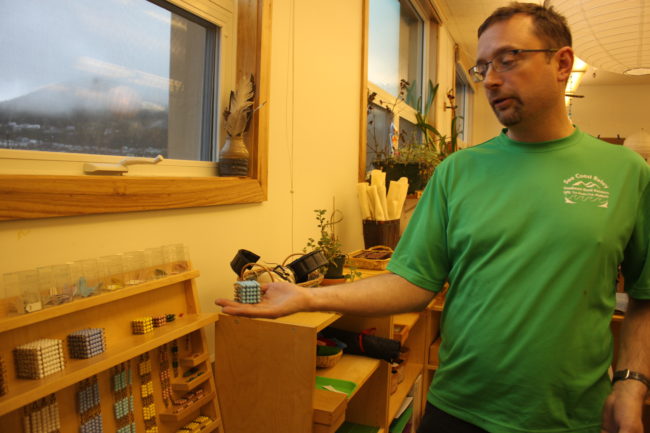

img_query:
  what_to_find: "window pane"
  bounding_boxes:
[0,0,217,161]
[454,66,472,143]
[366,102,393,172]
[368,0,423,108]
[400,117,421,146]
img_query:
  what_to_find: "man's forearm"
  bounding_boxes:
[615,298,650,396]
[306,272,437,316]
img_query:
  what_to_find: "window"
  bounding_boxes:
[0,0,271,220]
[0,0,218,162]
[363,0,438,176]
[368,0,423,108]
[454,63,473,145]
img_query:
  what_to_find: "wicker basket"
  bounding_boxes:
[316,350,343,369]
[347,246,394,270]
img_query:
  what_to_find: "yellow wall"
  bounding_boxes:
[570,83,650,139]
[0,0,365,351]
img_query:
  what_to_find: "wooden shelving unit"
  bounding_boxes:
[0,269,223,433]
[214,268,428,433]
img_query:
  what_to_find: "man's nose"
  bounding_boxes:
[483,64,503,89]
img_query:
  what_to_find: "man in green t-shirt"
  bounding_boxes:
[216,3,650,432]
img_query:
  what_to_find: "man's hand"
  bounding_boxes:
[215,281,312,319]
[601,381,646,433]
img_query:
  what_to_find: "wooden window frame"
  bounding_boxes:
[359,0,440,181]
[0,0,271,221]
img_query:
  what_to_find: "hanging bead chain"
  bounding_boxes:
[111,361,135,433]
[159,344,174,408]
[137,352,158,433]
[77,376,102,433]
[22,394,61,433]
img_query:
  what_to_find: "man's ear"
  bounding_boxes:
[556,46,574,82]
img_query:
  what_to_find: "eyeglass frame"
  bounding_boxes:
[468,48,559,83]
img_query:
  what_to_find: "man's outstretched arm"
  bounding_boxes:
[215,272,437,319]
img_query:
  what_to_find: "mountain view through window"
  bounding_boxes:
[0,0,217,161]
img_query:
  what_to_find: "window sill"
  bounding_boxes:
[0,174,266,221]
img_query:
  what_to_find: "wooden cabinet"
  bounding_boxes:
[0,270,223,433]
[214,275,428,433]
[422,288,444,419]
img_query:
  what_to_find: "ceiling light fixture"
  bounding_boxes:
[545,0,650,76]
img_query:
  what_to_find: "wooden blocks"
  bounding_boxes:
[14,339,65,379]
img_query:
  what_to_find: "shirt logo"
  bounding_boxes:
[563,173,609,208]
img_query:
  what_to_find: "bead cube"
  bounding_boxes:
[234,280,262,304]
[68,328,106,359]
[14,339,65,379]
[132,317,154,334]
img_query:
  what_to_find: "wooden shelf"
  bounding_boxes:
[159,390,217,422]
[317,354,381,399]
[0,270,200,334]
[200,419,223,433]
[181,352,209,368]
[266,311,341,332]
[393,312,420,345]
[388,362,422,422]
[0,312,217,416]
[214,283,427,431]
[393,313,420,330]
[172,370,210,391]
[0,267,223,432]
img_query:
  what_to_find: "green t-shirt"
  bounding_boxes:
[387,128,650,433]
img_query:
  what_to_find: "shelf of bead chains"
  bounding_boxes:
[159,335,215,422]
[0,312,217,416]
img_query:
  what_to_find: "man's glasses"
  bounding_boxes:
[468,49,558,83]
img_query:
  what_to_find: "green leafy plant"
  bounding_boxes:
[304,208,344,267]
[368,79,461,192]
[303,207,361,281]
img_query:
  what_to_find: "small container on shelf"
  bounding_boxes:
[70,258,101,298]
[162,244,191,275]
[123,251,147,286]
[145,246,167,279]
[97,254,125,291]
[1,272,25,317]
[18,270,43,313]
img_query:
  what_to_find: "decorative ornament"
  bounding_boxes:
[219,74,256,177]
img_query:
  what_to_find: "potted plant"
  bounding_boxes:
[304,208,346,282]
[368,80,459,194]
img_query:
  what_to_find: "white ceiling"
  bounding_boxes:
[437,0,650,87]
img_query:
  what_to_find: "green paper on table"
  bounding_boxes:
[315,376,357,397]
[336,422,380,433]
